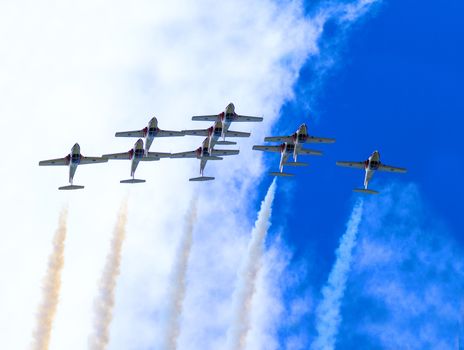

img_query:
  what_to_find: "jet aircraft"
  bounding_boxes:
[253,142,322,177]
[115,117,184,152]
[191,103,263,140]
[336,150,407,194]
[103,138,170,183]
[183,120,250,153]
[170,137,239,181]
[264,123,335,161]
[39,143,107,190]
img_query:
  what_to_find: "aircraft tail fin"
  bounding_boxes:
[120,179,146,184]
[58,185,85,190]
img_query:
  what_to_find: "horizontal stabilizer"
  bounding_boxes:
[58,185,84,190]
[299,148,323,156]
[120,179,146,184]
[189,176,215,182]
[283,162,308,167]
[203,156,223,160]
[269,172,294,177]
[215,140,237,145]
[140,157,160,161]
[353,188,379,195]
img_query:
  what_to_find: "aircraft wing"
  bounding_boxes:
[170,151,197,158]
[183,129,209,136]
[192,115,219,121]
[80,156,108,164]
[264,136,292,142]
[156,129,184,137]
[146,151,171,158]
[39,157,69,166]
[379,164,407,173]
[298,148,322,156]
[211,149,239,156]
[306,136,336,144]
[234,115,263,122]
[224,130,250,137]
[102,152,132,160]
[115,129,145,137]
[252,145,281,153]
[336,161,365,169]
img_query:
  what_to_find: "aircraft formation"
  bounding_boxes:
[39,103,406,194]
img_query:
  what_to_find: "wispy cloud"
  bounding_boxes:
[338,183,464,349]
[312,199,364,350]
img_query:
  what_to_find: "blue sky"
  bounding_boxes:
[260,0,464,348]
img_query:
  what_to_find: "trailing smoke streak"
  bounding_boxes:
[32,208,68,350]
[227,179,277,350]
[163,198,198,350]
[88,201,128,350]
[312,199,364,350]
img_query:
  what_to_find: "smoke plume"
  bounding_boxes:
[32,208,68,350]
[227,179,277,350]
[88,201,128,350]
[312,199,364,350]
[163,198,198,350]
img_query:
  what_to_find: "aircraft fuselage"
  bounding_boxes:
[364,151,381,188]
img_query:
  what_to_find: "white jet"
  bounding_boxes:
[183,120,250,154]
[253,142,322,177]
[264,123,335,161]
[170,137,239,181]
[103,138,170,183]
[336,150,407,194]
[115,117,184,152]
[39,143,107,190]
[191,102,263,140]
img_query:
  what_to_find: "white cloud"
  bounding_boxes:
[0,0,379,349]
[343,183,464,349]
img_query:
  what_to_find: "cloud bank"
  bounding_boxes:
[0,0,380,349]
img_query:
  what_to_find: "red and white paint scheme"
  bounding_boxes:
[103,138,170,183]
[115,117,184,153]
[170,137,239,181]
[183,120,250,154]
[39,143,107,190]
[191,103,262,140]
[264,123,335,162]
[253,142,322,177]
[336,150,407,194]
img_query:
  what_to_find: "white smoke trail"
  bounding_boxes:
[163,198,198,350]
[226,179,277,350]
[88,201,128,350]
[312,199,364,350]
[32,208,68,350]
